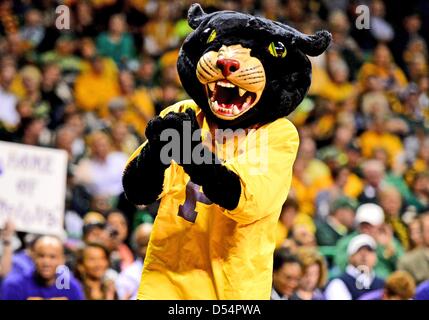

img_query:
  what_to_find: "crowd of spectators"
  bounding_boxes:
[1,0,429,300]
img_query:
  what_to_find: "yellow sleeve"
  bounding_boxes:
[222,118,300,224]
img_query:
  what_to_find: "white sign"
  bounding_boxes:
[0,141,68,236]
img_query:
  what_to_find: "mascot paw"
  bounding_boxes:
[145,116,166,150]
[145,109,203,166]
[163,108,201,140]
[145,116,164,146]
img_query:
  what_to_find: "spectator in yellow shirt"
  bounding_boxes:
[358,44,407,92]
[80,38,118,80]
[359,115,404,165]
[310,50,355,103]
[118,70,155,139]
[75,55,120,118]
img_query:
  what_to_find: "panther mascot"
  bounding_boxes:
[122,3,331,299]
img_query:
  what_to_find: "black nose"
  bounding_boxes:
[216,58,240,77]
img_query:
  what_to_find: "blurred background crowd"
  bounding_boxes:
[0,0,429,300]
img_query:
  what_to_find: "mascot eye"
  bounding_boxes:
[206,29,217,43]
[268,41,287,58]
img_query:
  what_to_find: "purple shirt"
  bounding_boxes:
[358,289,383,300]
[1,272,85,300]
[415,280,429,300]
[9,250,35,277]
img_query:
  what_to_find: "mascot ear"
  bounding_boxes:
[294,30,332,57]
[188,3,206,29]
[275,22,331,57]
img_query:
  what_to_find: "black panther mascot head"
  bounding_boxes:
[177,3,332,128]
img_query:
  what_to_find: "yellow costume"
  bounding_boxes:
[126,100,299,299]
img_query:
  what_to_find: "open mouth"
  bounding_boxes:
[206,80,257,118]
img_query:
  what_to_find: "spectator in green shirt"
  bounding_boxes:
[316,196,357,247]
[96,14,136,67]
[334,203,404,279]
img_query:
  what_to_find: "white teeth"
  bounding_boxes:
[212,100,219,110]
[233,105,240,115]
[208,82,216,91]
[217,81,235,88]
[239,88,246,97]
[245,96,252,103]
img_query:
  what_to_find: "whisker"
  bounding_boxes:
[198,62,215,79]
[240,76,265,81]
[202,57,218,75]
[248,80,265,85]
[240,65,262,73]
[237,71,264,78]
[200,57,215,74]
[196,69,209,81]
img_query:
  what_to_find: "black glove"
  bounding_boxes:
[145,108,216,167]
[144,108,240,210]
